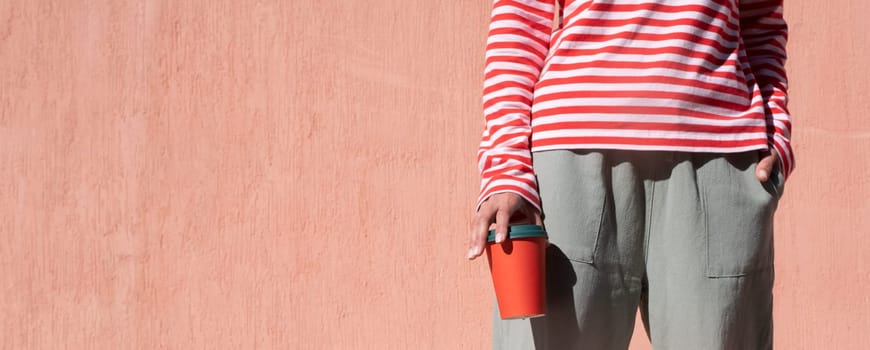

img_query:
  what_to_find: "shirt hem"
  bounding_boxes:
[529,143,769,155]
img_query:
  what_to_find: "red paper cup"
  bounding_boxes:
[486,225,548,319]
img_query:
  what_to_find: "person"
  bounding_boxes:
[467,0,792,349]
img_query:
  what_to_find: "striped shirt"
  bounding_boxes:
[477,0,793,211]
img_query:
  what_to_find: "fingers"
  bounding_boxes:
[521,205,543,225]
[468,205,495,260]
[756,151,779,182]
[467,193,542,261]
[494,208,511,244]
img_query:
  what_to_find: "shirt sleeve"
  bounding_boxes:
[477,0,555,212]
[740,0,795,179]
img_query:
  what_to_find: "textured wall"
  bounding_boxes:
[0,1,867,349]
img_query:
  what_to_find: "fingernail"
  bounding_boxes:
[759,170,768,180]
[495,234,505,243]
[467,246,480,259]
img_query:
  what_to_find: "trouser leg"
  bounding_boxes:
[642,151,777,350]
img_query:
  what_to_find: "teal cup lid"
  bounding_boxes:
[487,224,548,243]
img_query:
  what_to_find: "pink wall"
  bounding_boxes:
[1,1,867,349]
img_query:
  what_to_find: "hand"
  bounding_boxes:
[755,149,780,182]
[467,193,542,260]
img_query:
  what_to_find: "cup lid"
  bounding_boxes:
[487,224,548,242]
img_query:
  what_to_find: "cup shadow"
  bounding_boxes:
[529,243,582,348]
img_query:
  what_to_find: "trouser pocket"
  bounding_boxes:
[697,151,778,277]
[533,150,606,264]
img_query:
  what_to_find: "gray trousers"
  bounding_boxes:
[493,150,784,350]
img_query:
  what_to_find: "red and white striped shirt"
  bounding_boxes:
[477,0,793,211]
